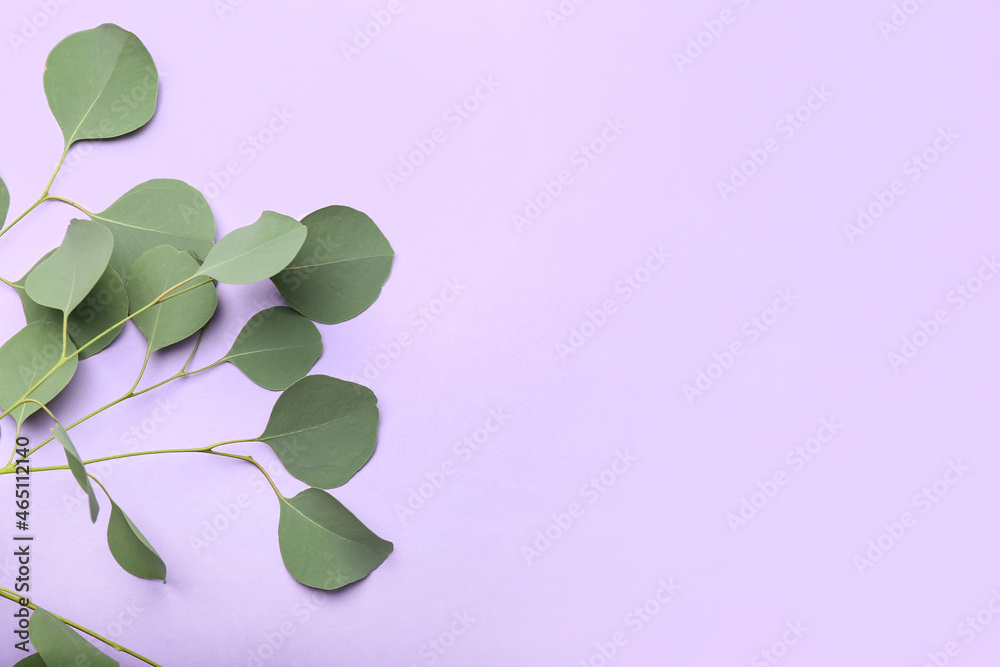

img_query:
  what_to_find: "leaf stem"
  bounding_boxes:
[0,586,163,667]
[128,343,153,396]
[209,450,282,497]
[45,194,93,217]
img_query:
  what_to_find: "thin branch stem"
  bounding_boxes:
[44,194,93,217]
[0,144,70,241]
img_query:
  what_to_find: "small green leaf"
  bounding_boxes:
[0,322,78,425]
[272,206,393,324]
[13,653,48,666]
[43,23,157,147]
[16,261,129,360]
[25,220,113,315]
[0,174,9,227]
[259,375,379,489]
[198,212,307,284]
[52,424,99,522]
[108,501,166,581]
[29,607,118,667]
[278,488,393,590]
[125,246,218,352]
[223,307,322,390]
[91,179,216,277]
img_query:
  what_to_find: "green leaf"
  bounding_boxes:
[13,654,47,666]
[91,179,216,277]
[277,488,392,590]
[222,307,322,391]
[125,246,218,352]
[25,220,113,315]
[52,424,99,522]
[43,23,157,147]
[272,206,393,324]
[198,212,307,284]
[0,174,9,227]
[29,607,118,667]
[0,322,78,425]
[16,260,129,360]
[108,500,166,581]
[259,375,379,489]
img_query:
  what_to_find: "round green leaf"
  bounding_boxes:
[43,23,157,147]
[29,607,118,667]
[259,375,379,489]
[271,206,393,324]
[125,246,218,352]
[108,501,166,581]
[277,489,393,590]
[0,174,9,227]
[0,322,78,425]
[25,220,113,315]
[13,654,47,666]
[198,212,307,284]
[92,179,216,277]
[223,307,322,390]
[52,424,99,522]
[16,260,129,360]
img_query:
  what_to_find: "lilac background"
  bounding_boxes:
[1,0,999,665]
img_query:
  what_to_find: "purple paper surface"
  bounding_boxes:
[1,1,999,665]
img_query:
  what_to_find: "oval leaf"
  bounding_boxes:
[25,220,113,315]
[43,23,157,147]
[198,212,307,284]
[29,607,118,667]
[126,246,218,352]
[0,174,9,227]
[92,179,216,277]
[278,488,393,590]
[272,206,393,324]
[108,501,166,581]
[259,375,378,489]
[52,424,99,522]
[17,260,129,360]
[0,322,78,425]
[223,307,322,391]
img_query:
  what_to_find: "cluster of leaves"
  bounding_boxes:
[0,24,394,666]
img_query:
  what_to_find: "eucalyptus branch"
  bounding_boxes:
[0,587,163,667]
